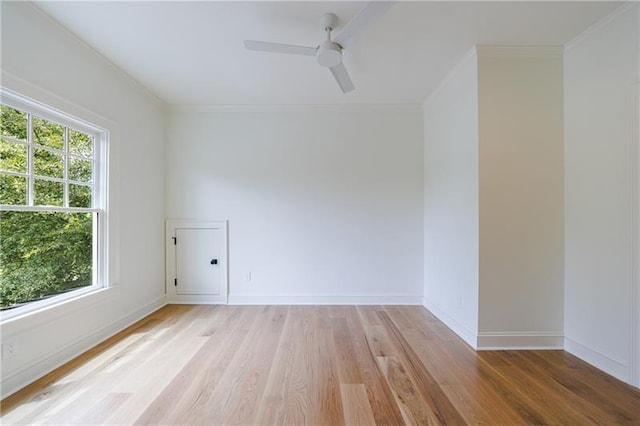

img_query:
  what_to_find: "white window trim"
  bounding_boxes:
[0,87,110,321]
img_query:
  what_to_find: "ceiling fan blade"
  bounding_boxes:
[244,40,316,56]
[329,63,355,93]
[333,1,396,48]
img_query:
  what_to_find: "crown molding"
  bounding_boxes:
[476,45,563,59]
[168,103,422,114]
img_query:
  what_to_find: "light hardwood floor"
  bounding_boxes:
[2,304,640,425]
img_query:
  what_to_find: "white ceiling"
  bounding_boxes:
[35,1,621,106]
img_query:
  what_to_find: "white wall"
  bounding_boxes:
[477,47,564,348]
[423,47,564,350]
[422,49,479,348]
[166,107,424,304]
[564,3,639,384]
[1,2,166,397]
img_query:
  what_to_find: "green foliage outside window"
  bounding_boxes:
[0,105,95,309]
[1,105,27,140]
[0,211,93,308]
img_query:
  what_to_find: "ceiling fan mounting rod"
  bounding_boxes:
[320,13,338,34]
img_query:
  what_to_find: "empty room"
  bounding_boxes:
[1,0,639,424]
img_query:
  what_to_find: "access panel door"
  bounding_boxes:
[175,227,224,296]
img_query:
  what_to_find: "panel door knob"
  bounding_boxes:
[210,259,218,265]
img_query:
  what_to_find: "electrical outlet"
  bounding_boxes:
[2,341,17,359]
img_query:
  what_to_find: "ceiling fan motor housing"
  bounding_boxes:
[316,41,342,67]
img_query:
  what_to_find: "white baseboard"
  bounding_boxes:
[422,298,478,349]
[565,337,630,383]
[167,295,226,304]
[0,295,167,399]
[477,332,564,350]
[227,294,423,305]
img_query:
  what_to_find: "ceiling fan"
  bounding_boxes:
[244,2,395,94]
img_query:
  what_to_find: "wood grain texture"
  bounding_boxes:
[2,304,640,425]
[341,384,376,426]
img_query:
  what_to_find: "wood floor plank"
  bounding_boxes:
[0,314,161,418]
[474,355,553,424]
[254,305,336,425]
[331,316,364,383]
[356,304,385,327]
[282,305,332,425]
[138,305,271,425]
[439,383,523,426]
[253,306,298,425]
[132,305,248,424]
[395,308,533,424]
[383,355,441,425]
[524,350,640,422]
[378,309,466,425]
[216,305,288,425]
[340,383,376,426]
[314,321,345,426]
[481,351,590,424]
[104,335,208,424]
[504,350,630,424]
[398,333,527,424]
[3,304,640,425]
[359,310,441,425]
[2,306,200,425]
[71,392,131,425]
[341,306,405,425]
[384,305,417,331]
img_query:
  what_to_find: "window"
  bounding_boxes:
[0,89,108,314]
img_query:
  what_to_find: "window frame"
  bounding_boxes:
[0,88,110,320]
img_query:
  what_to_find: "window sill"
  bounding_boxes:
[0,285,118,336]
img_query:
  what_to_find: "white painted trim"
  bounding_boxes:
[1,287,118,335]
[631,81,640,387]
[227,294,422,305]
[0,87,110,321]
[477,331,564,350]
[476,45,563,59]
[565,337,629,383]
[565,2,639,52]
[422,298,477,349]
[165,220,229,305]
[166,295,230,305]
[169,104,422,114]
[0,295,166,399]
[0,72,118,132]
[0,205,100,213]
[1,71,122,289]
